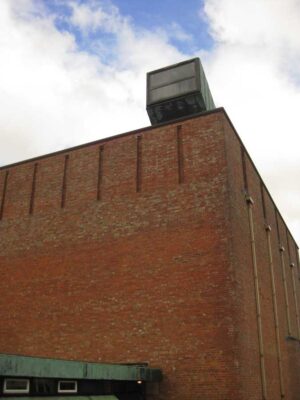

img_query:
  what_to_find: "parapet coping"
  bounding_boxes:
[0,108,224,170]
[0,107,298,249]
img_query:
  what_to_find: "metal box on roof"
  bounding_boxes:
[146,58,215,125]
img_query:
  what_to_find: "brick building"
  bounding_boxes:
[0,107,299,400]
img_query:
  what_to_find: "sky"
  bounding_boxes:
[0,0,299,244]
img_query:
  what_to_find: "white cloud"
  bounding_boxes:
[68,0,126,34]
[0,0,299,245]
[202,0,300,244]
[205,0,300,53]
[0,0,184,166]
[69,1,106,32]
[168,22,193,42]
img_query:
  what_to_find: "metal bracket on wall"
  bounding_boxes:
[245,195,254,205]
[265,224,272,232]
[286,336,300,343]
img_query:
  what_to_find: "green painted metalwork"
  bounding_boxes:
[0,354,162,382]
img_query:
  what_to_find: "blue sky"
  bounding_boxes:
[43,0,213,59]
[111,0,213,51]
[0,0,300,242]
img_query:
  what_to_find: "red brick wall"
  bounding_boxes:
[222,113,300,400]
[0,109,299,400]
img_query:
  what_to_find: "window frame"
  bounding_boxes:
[3,378,30,394]
[57,380,78,393]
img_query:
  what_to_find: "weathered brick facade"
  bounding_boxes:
[0,108,299,400]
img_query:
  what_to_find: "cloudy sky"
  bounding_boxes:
[0,0,299,244]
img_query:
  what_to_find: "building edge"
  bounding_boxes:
[1,107,297,249]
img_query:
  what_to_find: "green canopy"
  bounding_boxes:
[0,354,162,382]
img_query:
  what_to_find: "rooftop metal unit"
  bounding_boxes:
[146,58,215,125]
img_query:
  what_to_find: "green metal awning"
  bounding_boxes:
[0,354,162,382]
